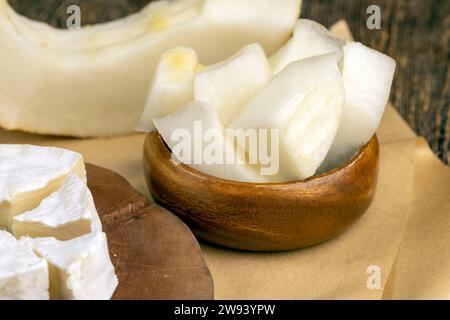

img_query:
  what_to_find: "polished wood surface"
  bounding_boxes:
[86,164,214,300]
[8,0,449,164]
[143,133,380,251]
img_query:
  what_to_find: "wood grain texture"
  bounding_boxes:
[143,132,379,251]
[86,164,214,300]
[7,0,449,164]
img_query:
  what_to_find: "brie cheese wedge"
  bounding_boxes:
[0,144,118,300]
[12,175,102,241]
[0,0,301,137]
[0,145,86,231]
[0,230,49,300]
[154,101,269,183]
[27,232,118,300]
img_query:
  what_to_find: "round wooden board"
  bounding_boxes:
[86,164,214,300]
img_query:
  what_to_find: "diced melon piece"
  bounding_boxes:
[270,19,344,74]
[231,54,344,181]
[154,101,269,183]
[320,42,396,171]
[138,47,199,132]
[194,43,272,125]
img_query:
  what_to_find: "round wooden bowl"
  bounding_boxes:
[143,132,379,251]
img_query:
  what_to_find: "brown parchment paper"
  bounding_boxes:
[1,21,448,300]
[382,138,450,300]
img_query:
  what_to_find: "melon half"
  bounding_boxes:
[0,0,302,137]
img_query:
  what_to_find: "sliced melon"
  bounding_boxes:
[320,42,396,171]
[0,0,301,137]
[194,43,272,125]
[270,19,344,74]
[153,101,269,183]
[231,54,344,181]
[137,47,199,132]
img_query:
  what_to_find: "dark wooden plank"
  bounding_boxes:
[7,0,450,164]
[7,0,151,26]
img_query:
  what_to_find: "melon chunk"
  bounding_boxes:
[194,43,272,125]
[320,42,396,171]
[231,54,344,181]
[270,19,344,74]
[138,47,199,132]
[153,101,269,183]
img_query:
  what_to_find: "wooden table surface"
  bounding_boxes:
[8,0,450,164]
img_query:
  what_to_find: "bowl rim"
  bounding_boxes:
[146,132,379,187]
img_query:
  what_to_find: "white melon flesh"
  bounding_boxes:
[0,0,301,137]
[231,54,344,181]
[137,47,199,132]
[270,19,345,75]
[153,101,269,183]
[194,43,272,126]
[320,42,396,171]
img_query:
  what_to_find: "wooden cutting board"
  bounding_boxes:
[86,164,214,300]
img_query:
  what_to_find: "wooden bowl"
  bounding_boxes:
[143,132,379,251]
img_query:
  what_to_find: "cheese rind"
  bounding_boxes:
[0,230,49,300]
[28,232,118,300]
[12,174,102,241]
[0,144,86,231]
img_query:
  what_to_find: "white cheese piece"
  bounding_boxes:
[0,145,86,231]
[28,232,118,300]
[0,0,301,137]
[231,54,344,181]
[320,42,396,171]
[270,19,345,75]
[154,101,269,183]
[12,174,102,241]
[0,230,49,300]
[194,43,272,125]
[137,47,199,132]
